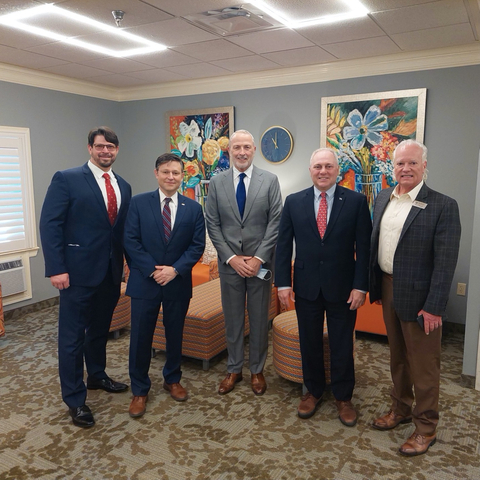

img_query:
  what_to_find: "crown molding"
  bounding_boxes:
[0,62,119,100]
[0,43,479,102]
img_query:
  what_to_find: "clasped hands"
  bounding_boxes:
[152,265,177,286]
[229,255,262,278]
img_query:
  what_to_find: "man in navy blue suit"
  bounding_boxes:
[275,148,371,426]
[40,126,132,428]
[124,153,205,418]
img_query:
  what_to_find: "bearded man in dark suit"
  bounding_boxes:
[40,127,131,428]
[369,139,461,456]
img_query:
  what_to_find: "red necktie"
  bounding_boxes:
[317,192,327,238]
[102,173,117,225]
[163,197,172,242]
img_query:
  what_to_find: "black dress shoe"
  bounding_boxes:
[69,405,95,428]
[87,377,129,393]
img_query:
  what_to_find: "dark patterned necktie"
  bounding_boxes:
[102,173,117,225]
[163,197,172,242]
[317,192,327,238]
[236,173,246,218]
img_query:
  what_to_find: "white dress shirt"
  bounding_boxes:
[378,181,424,274]
[88,160,122,210]
[159,190,179,228]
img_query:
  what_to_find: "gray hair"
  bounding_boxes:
[230,129,255,145]
[309,147,339,166]
[393,139,428,162]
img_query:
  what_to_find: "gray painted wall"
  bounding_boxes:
[0,81,122,309]
[1,65,479,374]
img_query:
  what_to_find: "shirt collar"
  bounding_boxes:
[88,160,113,179]
[391,180,424,201]
[314,183,336,199]
[233,164,253,179]
[159,190,178,205]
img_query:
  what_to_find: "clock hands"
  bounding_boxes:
[271,132,278,149]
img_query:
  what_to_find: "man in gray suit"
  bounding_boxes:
[369,139,461,456]
[205,130,282,396]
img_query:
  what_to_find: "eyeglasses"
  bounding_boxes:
[93,144,117,151]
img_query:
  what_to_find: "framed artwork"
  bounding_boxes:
[320,88,427,215]
[166,106,234,209]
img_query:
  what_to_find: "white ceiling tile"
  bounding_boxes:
[132,49,198,69]
[212,55,282,72]
[25,41,109,62]
[140,0,238,17]
[322,36,401,60]
[392,23,476,51]
[362,0,436,11]
[57,0,172,27]
[262,46,336,66]
[0,44,68,68]
[124,69,189,83]
[125,18,219,47]
[165,62,233,78]
[86,74,153,87]
[40,62,112,78]
[78,57,155,74]
[255,0,359,21]
[171,39,254,61]
[298,16,386,45]
[371,0,470,35]
[227,28,314,54]
[0,24,56,49]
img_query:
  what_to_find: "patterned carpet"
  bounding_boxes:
[1,306,479,480]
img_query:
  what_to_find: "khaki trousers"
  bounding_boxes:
[381,273,441,435]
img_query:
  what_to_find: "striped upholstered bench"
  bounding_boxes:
[109,262,131,339]
[152,275,279,370]
[272,310,331,384]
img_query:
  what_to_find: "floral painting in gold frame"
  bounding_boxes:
[166,106,234,209]
[320,88,427,215]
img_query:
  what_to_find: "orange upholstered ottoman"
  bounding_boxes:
[272,310,331,384]
[109,281,130,339]
[152,278,250,370]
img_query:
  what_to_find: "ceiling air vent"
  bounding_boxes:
[183,4,282,36]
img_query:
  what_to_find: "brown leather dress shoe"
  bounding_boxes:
[335,400,357,426]
[218,373,243,395]
[297,392,321,419]
[372,410,413,431]
[251,372,267,396]
[163,381,188,401]
[129,395,148,418]
[399,432,436,456]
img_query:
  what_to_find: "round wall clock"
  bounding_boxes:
[260,126,294,164]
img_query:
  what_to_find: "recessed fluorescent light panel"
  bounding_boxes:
[0,4,168,57]
[249,0,369,29]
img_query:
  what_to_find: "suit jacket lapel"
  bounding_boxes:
[113,174,128,226]
[82,163,110,224]
[323,186,345,240]
[398,183,429,243]
[148,190,166,244]
[222,169,242,223]
[304,187,321,240]
[243,166,262,220]
[169,194,187,241]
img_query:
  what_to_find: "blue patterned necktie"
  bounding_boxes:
[163,197,172,242]
[236,173,246,218]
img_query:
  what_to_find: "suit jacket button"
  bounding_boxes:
[321,243,324,246]
[320,261,323,265]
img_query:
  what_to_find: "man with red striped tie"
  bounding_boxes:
[124,153,205,418]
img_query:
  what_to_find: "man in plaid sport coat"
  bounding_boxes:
[369,139,461,457]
